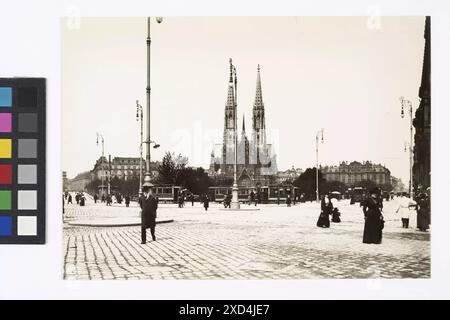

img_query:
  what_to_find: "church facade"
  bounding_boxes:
[209,60,278,187]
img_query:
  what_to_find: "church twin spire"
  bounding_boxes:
[227,62,265,133]
[216,59,277,179]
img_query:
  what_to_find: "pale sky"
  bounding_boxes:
[62,17,426,182]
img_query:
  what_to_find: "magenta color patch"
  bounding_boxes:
[0,113,12,132]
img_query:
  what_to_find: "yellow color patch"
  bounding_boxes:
[0,139,12,158]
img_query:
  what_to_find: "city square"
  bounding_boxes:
[63,195,430,280]
[62,17,431,281]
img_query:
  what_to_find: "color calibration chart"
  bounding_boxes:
[0,78,46,244]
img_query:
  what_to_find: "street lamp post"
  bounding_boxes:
[143,16,163,187]
[96,132,105,196]
[400,96,414,198]
[140,139,160,183]
[230,60,240,209]
[108,154,111,195]
[315,128,324,202]
[136,100,144,196]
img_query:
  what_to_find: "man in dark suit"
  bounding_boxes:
[140,182,158,244]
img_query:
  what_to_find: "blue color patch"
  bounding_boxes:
[0,87,12,107]
[0,216,12,236]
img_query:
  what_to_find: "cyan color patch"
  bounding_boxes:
[0,87,12,107]
[0,216,12,236]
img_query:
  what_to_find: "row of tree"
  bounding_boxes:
[85,152,395,198]
[85,176,140,197]
[292,168,394,199]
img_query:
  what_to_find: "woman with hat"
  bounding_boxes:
[416,192,430,232]
[316,194,332,228]
[140,182,158,244]
[362,188,384,244]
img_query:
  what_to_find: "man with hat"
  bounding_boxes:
[140,182,158,244]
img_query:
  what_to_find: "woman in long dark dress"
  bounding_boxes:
[331,208,341,223]
[362,190,384,244]
[79,195,85,206]
[317,195,332,228]
[416,193,430,232]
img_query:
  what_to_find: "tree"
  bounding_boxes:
[156,152,188,185]
[380,182,393,193]
[180,167,212,195]
[390,176,405,193]
[293,168,326,199]
[86,178,102,195]
[155,151,212,194]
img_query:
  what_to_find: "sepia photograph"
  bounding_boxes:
[62,16,431,280]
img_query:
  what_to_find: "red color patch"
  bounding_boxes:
[0,164,12,184]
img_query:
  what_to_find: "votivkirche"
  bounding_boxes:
[209,59,278,187]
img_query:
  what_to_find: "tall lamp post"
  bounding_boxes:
[143,16,163,187]
[136,100,144,195]
[400,96,414,198]
[315,128,324,202]
[108,154,111,195]
[230,60,240,209]
[96,132,105,196]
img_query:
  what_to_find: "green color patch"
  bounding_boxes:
[0,190,12,210]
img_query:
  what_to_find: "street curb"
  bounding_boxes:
[68,219,174,227]
[218,208,261,211]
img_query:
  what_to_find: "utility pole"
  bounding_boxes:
[108,154,111,195]
[230,59,240,209]
[400,96,414,198]
[316,128,324,202]
[136,100,143,195]
[143,16,163,186]
[96,132,105,196]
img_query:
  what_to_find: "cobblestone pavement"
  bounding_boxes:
[63,198,430,280]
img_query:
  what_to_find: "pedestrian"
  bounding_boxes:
[331,208,341,223]
[224,193,231,208]
[286,195,292,207]
[362,188,384,244]
[79,195,85,206]
[416,193,430,232]
[140,183,158,244]
[75,193,80,204]
[300,194,305,203]
[249,190,255,206]
[68,193,72,204]
[125,194,130,207]
[101,194,105,203]
[94,193,98,204]
[203,194,209,211]
[178,194,183,208]
[256,191,261,206]
[106,194,112,206]
[316,194,332,228]
[395,194,416,228]
[190,194,194,206]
